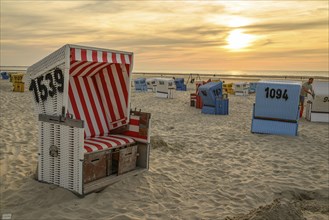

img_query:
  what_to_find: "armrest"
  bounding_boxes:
[122,110,151,144]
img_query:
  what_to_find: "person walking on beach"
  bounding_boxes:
[299,77,314,118]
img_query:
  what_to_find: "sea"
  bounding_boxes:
[1,66,328,80]
[135,70,328,80]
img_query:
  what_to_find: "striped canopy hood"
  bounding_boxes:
[68,46,133,138]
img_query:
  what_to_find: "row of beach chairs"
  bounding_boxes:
[134,77,258,99]
[134,77,183,98]
[25,44,328,197]
[1,72,25,92]
[190,79,328,127]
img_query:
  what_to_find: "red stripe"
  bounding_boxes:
[70,48,76,62]
[68,81,81,120]
[120,54,126,64]
[83,62,107,78]
[68,80,86,137]
[98,136,124,145]
[69,61,88,76]
[81,49,87,61]
[114,64,129,108]
[112,53,117,63]
[125,64,131,77]
[108,135,133,144]
[92,76,110,133]
[73,62,96,77]
[102,51,108,63]
[69,61,82,76]
[123,131,147,140]
[74,77,96,137]
[129,119,139,126]
[99,70,117,125]
[83,145,93,152]
[84,135,136,153]
[70,60,79,68]
[69,60,84,75]
[83,77,105,136]
[92,50,97,62]
[84,140,104,151]
[108,66,125,119]
[93,137,119,147]
[91,137,117,149]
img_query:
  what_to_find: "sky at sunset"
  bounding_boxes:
[1,0,328,73]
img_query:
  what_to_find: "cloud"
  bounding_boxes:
[245,20,328,33]
[0,0,328,71]
[237,48,328,60]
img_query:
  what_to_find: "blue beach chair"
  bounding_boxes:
[249,82,257,93]
[251,81,301,136]
[134,78,147,92]
[198,82,229,115]
[174,78,187,91]
[1,72,9,80]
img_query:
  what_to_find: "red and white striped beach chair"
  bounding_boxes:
[27,44,151,196]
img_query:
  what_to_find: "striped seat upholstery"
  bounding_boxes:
[84,134,135,154]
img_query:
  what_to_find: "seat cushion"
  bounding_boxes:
[83,134,136,154]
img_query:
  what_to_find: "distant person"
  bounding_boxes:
[299,77,314,118]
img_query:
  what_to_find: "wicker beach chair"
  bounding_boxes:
[155,78,175,98]
[27,44,151,196]
[305,81,329,122]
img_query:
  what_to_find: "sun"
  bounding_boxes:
[225,29,255,51]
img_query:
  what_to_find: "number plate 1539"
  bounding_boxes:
[29,68,64,103]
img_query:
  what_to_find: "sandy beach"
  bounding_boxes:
[0,77,328,220]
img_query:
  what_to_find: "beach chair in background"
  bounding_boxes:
[190,80,203,108]
[234,82,249,96]
[195,81,205,109]
[11,73,25,92]
[155,78,175,98]
[134,78,147,92]
[223,83,234,94]
[146,78,157,92]
[211,78,221,82]
[190,80,211,108]
[198,82,229,115]
[27,44,151,196]
[249,82,258,93]
[306,81,329,122]
[251,81,301,136]
[190,93,197,107]
[1,72,9,80]
[174,78,187,91]
[186,73,201,84]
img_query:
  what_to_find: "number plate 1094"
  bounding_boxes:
[265,87,289,101]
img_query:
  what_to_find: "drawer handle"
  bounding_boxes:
[91,158,100,163]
